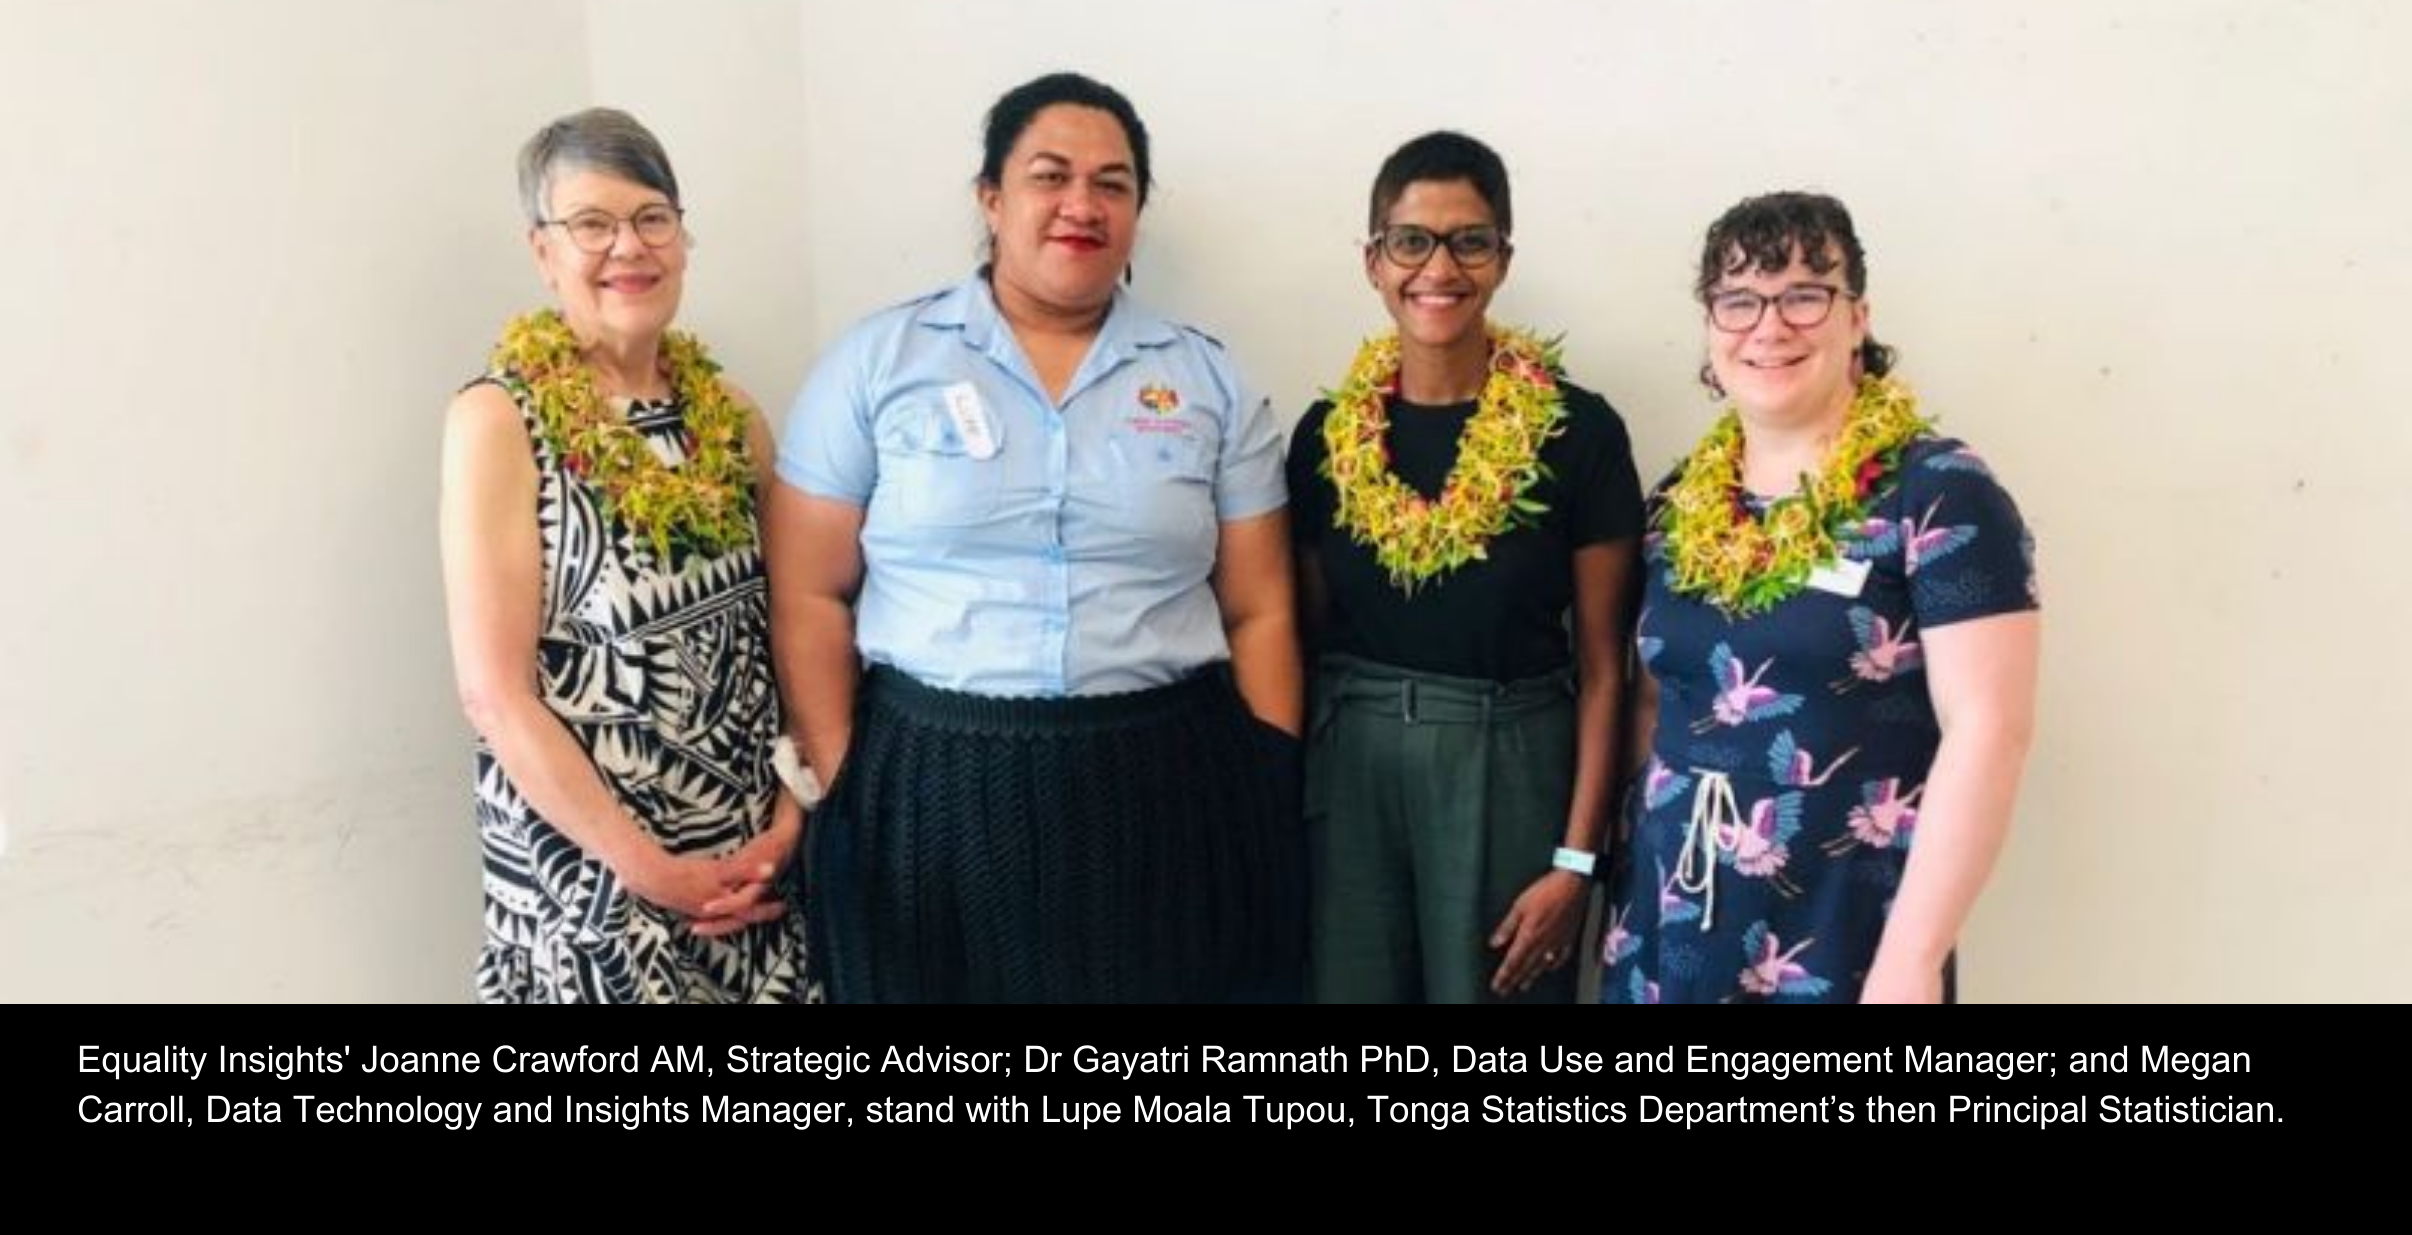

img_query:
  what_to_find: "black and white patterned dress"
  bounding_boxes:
[471,376,814,1003]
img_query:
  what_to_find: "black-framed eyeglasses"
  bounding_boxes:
[1370,224,1508,269]
[541,204,685,254]
[1706,284,1852,333]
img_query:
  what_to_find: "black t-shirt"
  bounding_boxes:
[1287,382,1644,680]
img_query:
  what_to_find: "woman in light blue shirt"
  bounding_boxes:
[767,72,1304,1002]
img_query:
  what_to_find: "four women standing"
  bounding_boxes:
[443,93,2035,1005]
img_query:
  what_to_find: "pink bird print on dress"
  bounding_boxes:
[1738,921,1830,998]
[1692,643,1805,734]
[1767,730,1861,787]
[1719,791,1804,896]
[1845,514,1901,559]
[1627,968,1661,1004]
[1903,497,1978,575]
[1644,759,1693,809]
[1827,777,1925,854]
[1656,859,1701,926]
[1833,606,1923,692]
[1600,902,1640,967]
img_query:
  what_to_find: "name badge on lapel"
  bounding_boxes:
[941,382,1001,459]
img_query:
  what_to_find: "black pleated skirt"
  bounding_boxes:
[808,664,1303,1003]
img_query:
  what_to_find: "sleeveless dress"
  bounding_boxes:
[471,377,814,1003]
[1602,436,2037,1003]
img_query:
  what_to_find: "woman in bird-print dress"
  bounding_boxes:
[1602,192,2041,1004]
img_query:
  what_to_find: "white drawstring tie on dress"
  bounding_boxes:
[1675,769,1741,931]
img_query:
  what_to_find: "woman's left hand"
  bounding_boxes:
[691,795,805,938]
[1487,871,1589,997]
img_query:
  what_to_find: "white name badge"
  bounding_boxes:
[941,382,1001,459]
[1805,556,1871,598]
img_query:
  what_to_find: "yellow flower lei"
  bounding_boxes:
[491,309,755,565]
[1320,324,1570,592]
[1660,375,1931,617]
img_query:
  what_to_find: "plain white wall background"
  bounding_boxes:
[2,0,2403,1001]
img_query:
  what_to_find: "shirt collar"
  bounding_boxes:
[922,270,1181,364]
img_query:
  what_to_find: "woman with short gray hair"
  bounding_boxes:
[439,108,814,1003]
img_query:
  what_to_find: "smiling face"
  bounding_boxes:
[1366,178,1508,357]
[1704,243,1869,429]
[979,103,1140,322]
[528,167,686,348]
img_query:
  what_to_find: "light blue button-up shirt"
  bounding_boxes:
[778,273,1286,697]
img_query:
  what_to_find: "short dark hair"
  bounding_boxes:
[516,107,679,227]
[1696,191,1895,384]
[978,72,1153,207]
[1367,131,1512,236]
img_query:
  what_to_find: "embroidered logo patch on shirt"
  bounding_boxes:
[1137,384,1181,415]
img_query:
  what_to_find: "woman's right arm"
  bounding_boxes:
[439,385,767,916]
[763,481,866,790]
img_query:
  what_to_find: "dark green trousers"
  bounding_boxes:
[1306,654,1580,1004]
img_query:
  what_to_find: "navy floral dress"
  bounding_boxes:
[1601,435,2038,1004]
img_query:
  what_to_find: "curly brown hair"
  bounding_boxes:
[1695,191,1895,393]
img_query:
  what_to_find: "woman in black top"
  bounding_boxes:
[1286,131,1643,1003]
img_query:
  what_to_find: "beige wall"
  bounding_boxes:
[2,0,2401,1000]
